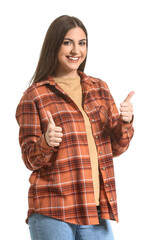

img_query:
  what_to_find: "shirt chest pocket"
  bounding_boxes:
[95,105,109,130]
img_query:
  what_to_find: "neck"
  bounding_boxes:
[53,69,80,79]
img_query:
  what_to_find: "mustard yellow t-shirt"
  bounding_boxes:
[54,76,100,206]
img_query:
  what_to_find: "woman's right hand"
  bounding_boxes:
[45,111,63,147]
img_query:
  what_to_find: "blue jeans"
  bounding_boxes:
[28,207,114,240]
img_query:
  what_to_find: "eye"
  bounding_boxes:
[63,41,71,45]
[79,41,86,46]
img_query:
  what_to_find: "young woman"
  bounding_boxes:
[16,15,134,240]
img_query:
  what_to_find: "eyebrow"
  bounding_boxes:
[64,38,87,42]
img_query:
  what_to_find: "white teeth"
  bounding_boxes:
[68,57,79,60]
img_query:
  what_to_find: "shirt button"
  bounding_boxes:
[102,167,106,170]
[110,198,113,202]
[92,119,95,122]
[96,136,99,139]
[85,107,88,110]
[99,151,102,154]
[105,184,109,188]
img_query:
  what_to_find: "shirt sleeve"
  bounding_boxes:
[15,91,58,171]
[104,82,134,157]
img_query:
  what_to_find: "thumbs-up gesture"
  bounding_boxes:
[45,111,63,147]
[120,91,135,123]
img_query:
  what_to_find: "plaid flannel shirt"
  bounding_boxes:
[16,71,134,225]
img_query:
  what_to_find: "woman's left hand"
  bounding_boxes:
[120,91,135,123]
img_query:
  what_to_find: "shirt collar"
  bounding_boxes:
[78,71,99,85]
[35,71,99,87]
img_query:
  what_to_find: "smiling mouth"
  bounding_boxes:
[67,56,80,61]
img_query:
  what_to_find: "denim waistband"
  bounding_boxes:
[97,205,100,211]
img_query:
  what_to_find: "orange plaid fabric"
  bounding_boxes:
[16,71,134,225]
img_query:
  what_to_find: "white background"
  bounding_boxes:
[0,0,154,239]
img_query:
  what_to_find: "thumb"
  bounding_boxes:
[47,111,55,126]
[124,91,135,102]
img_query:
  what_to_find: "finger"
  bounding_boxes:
[53,143,60,147]
[53,132,63,138]
[121,116,130,123]
[54,126,63,132]
[120,107,126,112]
[48,142,60,147]
[49,132,63,138]
[47,111,55,126]
[48,137,62,145]
[124,91,135,103]
[122,117,129,122]
[52,137,62,143]
[120,112,130,117]
[120,102,129,107]
[120,106,133,112]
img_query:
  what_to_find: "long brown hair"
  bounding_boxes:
[31,15,88,84]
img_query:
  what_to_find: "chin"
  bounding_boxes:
[66,65,80,71]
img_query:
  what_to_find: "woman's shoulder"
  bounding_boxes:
[82,73,113,100]
[16,82,48,118]
[18,84,38,103]
[84,72,110,90]
[19,80,49,102]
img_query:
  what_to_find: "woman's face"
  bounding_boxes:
[55,27,87,77]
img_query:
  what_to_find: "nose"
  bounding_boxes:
[70,43,79,55]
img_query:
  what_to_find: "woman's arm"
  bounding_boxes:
[16,92,58,171]
[103,82,134,157]
[110,114,134,157]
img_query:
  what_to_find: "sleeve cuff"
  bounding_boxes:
[38,134,58,155]
[118,114,134,131]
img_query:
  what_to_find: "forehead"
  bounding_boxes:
[64,27,86,40]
